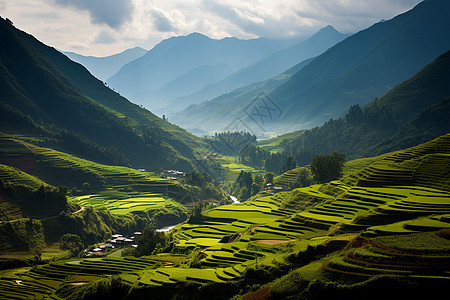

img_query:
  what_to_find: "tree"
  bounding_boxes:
[310,152,346,183]
[191,202,203,220]
[254,174,264,187]
[60,233,83,250]
[136,224,166,256]
[82,182,91,193]
[290,168,314,189]
[280,156,297,173]
[264,172,274,186]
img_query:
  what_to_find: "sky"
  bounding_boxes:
[0,0,423,57]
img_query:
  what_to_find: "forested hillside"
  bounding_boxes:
[260,50,450,166]
[0,17,203,171]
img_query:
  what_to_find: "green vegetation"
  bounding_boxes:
[0,16,206,173]
[1,10,450,299]
[257,50,450,168]
[310,152,346,183]
[1,132,450,299]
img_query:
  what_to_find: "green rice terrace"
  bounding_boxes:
[0,134,186,217]
[0,134,449,298]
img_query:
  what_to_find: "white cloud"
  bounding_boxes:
[1,0,423,56]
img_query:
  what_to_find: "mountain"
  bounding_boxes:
[371,96,450,155]
[63,47,146,81]
[172,57,315,136]
[152,63,235,110]
[0,17,203,171]
[262,49,450,166]
[169,25,348,113]
[106,33,297,113]
[179,0,450,134]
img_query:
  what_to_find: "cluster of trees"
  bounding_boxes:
[60,233,83,250]
[177,171,227,204]
[238,145,269,167]
[135,224,167,256]
[228,152,346,201]
[310,152,346,183]
[238,145,298,174]
[205,131,257,156]
[228,171,278,201]
[234,171,261,200]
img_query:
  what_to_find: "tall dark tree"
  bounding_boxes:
[136,224,166,256]
[310,152,346,183]
[280,156,297,173]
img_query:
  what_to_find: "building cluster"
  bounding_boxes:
[166,170,184,180]
[265,183,284,193]
[85,232,142,256]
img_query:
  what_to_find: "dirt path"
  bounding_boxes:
[72,206,85,214]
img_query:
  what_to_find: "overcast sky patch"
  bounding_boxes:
[51,0,134,29]
[94,30,116,44]
[1,0,423,56]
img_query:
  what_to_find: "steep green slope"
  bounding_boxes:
[0,163,70,221]
[0,17,202,171]
[370,97,450,155]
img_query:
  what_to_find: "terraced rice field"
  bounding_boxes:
[0,164,45,190]
[137,265,246,286]
[0,255,247,298]
[0,256,160,298]
[75,192,181,215]
[1,135,450,297]
[323,231,450,279]
[274,167,309,188]
[0,135,182,215]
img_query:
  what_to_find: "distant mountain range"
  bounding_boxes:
[176,0,450,135]
[106,33,301,114]
[63,47,147,81]
[66,26,347,117]
[167,25,348,114]
[0,17,203,171]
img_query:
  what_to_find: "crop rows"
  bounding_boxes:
[137,264,246,286]
[324,231,450,279]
